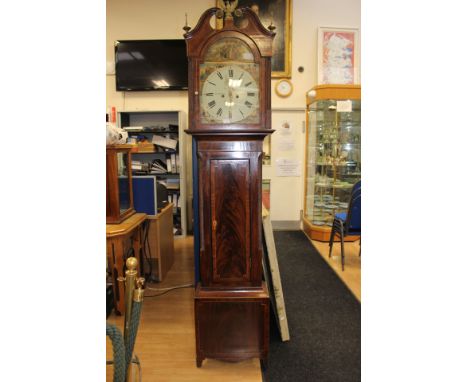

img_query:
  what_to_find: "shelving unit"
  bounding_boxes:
[118,110,187,236]
[302,85,361,242]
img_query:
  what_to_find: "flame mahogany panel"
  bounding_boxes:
[210,158,251,283]
[197,137,263,288]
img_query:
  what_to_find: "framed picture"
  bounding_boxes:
[262,206,290,341]
[317,26,360,84]
[216,0,292,78]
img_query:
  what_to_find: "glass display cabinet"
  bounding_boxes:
[303,85,361,241]
[106,144,136,224]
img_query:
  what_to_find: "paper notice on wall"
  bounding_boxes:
[275,158,301,177]
[337,100,352,112]
[279,120,292,135]
[278,136,295,151]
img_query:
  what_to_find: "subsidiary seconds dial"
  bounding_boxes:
[200,65,259,124]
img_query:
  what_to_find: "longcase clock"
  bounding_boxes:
[184,2,275,367]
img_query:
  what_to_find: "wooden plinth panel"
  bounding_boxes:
[194,283,269,367]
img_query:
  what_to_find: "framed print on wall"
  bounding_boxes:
[317,26,360,84]
[216,0,292,78]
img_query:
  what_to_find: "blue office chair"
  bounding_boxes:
[329,181,361,271]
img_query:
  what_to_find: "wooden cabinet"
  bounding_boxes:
[106,145,136,224]
[106,213,146,315]
[145,203,175,282]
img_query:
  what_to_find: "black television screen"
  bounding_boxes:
[115,39,188,91]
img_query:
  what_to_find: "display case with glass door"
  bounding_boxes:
[303,85,361,241]
[106,144,136,224]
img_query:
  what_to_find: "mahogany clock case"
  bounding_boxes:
[185,6,275,367]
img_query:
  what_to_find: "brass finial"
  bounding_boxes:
[220,0,239,20]
[268,20,276,32]
[183,13,191,33]
[126,256,138,271]
[133,277,146,302]
[136,277,145,289]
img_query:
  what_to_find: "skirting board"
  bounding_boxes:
[271,220,301,230]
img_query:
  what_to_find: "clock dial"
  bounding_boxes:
[200,64,259,124]
[280,82,290,92]
[275,79,293,97]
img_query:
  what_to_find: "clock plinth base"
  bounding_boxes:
[194,283,270,367]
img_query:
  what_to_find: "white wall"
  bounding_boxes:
[263,109,305,223]
[106,0,360,222]
[106,0,213,111]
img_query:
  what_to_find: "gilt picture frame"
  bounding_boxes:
[317,26,360,85]
[216,0,292,78]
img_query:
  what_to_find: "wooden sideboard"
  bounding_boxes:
[145,203,175,282]
[106,212,146,315]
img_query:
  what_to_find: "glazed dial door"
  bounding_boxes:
[200,65,259,124]
[199,37,260,125]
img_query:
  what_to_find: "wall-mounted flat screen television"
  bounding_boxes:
[115,39,188,91]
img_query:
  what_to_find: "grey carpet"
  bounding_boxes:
[263,230,361,382]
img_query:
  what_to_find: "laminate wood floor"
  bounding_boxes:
[310,238,361,301]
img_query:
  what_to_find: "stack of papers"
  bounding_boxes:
[150,159,167,174]
[166,178,180,190]
[132,160,143,171]
[152,135,178,150]
[123,126,144,132]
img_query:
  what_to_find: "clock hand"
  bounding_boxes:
[227,88,233,122]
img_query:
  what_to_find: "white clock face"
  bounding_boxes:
[200,65,259,124]
[279,82,291,93]
[276,79,293,97]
